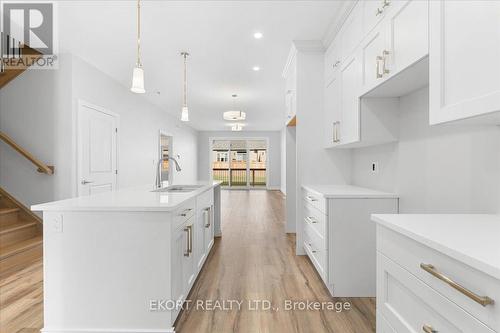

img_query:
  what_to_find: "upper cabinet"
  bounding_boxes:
[340,2,364,62]
[283,52,297,126]
[429,1,500,124]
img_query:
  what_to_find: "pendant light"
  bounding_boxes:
[181,51,190,122]
[223,94,246,121]
[131,0,145,93]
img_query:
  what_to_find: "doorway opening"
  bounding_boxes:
[211,139,267,189]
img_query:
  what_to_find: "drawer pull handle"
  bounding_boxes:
[305,216,318,224]
[306,195,318,202]
[422,325,437,333]
[180,208,193,217]
[420,263,495,307]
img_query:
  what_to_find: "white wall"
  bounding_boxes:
[351,87,500,213]
[0,54,198,208]
[280,128,286,194]
[197,131,281,189]
[71,56,198,189]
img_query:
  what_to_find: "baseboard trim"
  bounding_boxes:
[41,329,174,333]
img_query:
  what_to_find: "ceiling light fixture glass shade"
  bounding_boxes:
[181,106,189,122]
[131,66,145,93]
[131,0,145,94]
[231,123,244,131]
[180,52,190,122]
[223,110,246,121]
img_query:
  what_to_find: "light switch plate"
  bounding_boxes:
[52,214,63,233]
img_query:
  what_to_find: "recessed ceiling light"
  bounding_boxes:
[252,66,260,71]
[253,32,263,39]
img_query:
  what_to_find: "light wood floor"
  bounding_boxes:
[0,190,375,333]
[175,190,376,333]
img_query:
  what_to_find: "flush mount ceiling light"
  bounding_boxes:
[223,110,246,121]
[253,32,263,39]
[130,0,145,94]
[223,94,246,121]
[180,51,190,122]
[252,66,260,71]
[231,123,244,131]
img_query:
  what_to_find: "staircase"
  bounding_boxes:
[0,187,43,278]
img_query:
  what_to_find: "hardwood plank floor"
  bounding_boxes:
[175,190,376,333]
[0,190,375,333]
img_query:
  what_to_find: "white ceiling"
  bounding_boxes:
[59,0,345,131]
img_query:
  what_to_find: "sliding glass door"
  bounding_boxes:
[211,139,267,189]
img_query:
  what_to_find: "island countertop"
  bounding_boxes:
[31,181,222,212]
[302,184,398,199]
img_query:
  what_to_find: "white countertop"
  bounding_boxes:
[372,214,500,280]
[302,184,398,199]
[31,181,222,212]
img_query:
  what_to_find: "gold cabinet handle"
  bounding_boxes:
[422,325,437,333]
[306,195,318,202]
[376,7,383,16]
[382,50,390,75]
[420,263,495,306]
[180,208,192,217]
[184,226,191,257]
[305,216,318,224]
[204,206,211,228]
[376,55,384,78]
[382,0,391,9]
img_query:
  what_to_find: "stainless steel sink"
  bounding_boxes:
[152,184,204,193]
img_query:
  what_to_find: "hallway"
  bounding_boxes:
[175,190,376,333]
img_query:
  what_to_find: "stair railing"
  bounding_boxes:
[0,131,54,175]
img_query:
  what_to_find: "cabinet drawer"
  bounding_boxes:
[303,201,326,238]
[378,225,500,331]
[304,230,327,280]
[173,199,195,230]
[302,188,326,214]
[378,252,495,333]
[304,217,326,250]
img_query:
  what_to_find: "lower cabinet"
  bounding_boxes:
[171,190,215,324]
[302,186,399,297]
[377,225,499,333]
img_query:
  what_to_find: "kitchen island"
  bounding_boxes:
[32,181,222,333]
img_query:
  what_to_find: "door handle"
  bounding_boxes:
[422,325,437,333]
[184,225,192,256]
[81,179,94,185]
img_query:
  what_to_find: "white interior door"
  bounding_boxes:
[78,101,118,196]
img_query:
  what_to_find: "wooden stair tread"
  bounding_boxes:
[0,220,37,235]
[0,236,42,260]
[0,208,20,215]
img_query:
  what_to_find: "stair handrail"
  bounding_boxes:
[0,131,54,175]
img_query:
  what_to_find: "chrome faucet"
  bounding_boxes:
[156,156,182,188]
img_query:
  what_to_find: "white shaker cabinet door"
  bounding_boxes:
[386,0,428,74]
[429,0,500,124]
[339,52,362,145]
[324,75,341,147]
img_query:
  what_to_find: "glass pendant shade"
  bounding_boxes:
[131,65,145,93]
[223,110,246,121]
[181,106,189,122]
[231,123,243,131]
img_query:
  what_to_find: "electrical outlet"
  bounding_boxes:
[52,215,63,233]
[371,162,379,174]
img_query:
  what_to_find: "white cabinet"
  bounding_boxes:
[429,0,500,124]
[340,1,364,61]
[386,0,428,75]
[324,75,341,146]
[363,0,391,36]
[375,215,500,333]
[360,24,389,92]
[324,38,341,86]
[338,52,362,146]
[301,185,398,297]
[194,188,214,271]
[283,52,297,125]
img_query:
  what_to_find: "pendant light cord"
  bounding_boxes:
[136,0,142,67]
